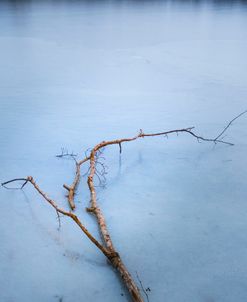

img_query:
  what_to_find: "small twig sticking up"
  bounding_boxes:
[94,150,108,188]
[56,148,77,159]
[62,149,108,209]
[214,110,247,141]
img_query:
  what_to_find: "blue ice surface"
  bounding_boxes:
[0,1,247,301]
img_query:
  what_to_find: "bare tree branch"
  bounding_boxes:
[66,122,239,210]
[62,157,90,210]
[2,113,247,302]
[2,176,143,301]
[1,177,109,258]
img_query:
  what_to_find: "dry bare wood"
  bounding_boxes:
[65,124,238,211]
[2,111,246,302]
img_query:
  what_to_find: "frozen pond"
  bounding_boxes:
[0,0,247,301]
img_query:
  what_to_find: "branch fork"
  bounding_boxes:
[2,110,246,302]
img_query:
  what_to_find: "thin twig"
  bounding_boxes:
[136,272,150,302]
[56,210,61,231]
[56,148,77,158]
[2,178,29,189]
[214,110,247,141]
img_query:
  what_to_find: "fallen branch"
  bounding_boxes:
[2,175,144,301]
[2,110,246,302]
[65,122,238,210]
[2,176,110,257]
[63,157,90,210]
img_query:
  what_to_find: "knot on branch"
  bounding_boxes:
[107,251,121,267]
[87,176,93,182]
[86,207,97,213]
[139,129,144,137]
[108,251,120,260]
